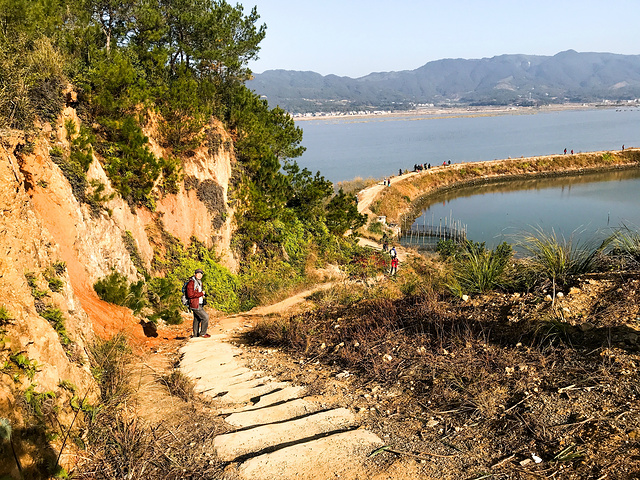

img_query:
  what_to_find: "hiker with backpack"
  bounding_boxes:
[389,246,398,275]
[184,268,210,338]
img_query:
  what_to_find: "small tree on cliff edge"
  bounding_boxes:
[325,189,366,236]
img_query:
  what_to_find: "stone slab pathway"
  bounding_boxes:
[179,318,384,479]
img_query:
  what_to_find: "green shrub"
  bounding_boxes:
[51,152,88,202]
[50,146,64,158]
[436,239,459,259]
[367,221,384,235]
[93,271,147,315]
[9,353,39,382]
[25,272,49,299]
[122,231,147,277]
[47,277,64,293]
[22,384,56,418]
[93,272,129,305]
[447,241,513,296]
[101,116,164,209]
[0,36,66,129]
[41,307,71,345]
[86,180,116,216]
[52,261,67,275]
[239,259,302,311]
[607,225,640,267]
[0,306,12,326]
[58,380,77,393]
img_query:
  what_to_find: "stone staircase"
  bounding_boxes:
[179,336,384,480]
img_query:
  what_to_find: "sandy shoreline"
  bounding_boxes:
[294,102,629,122]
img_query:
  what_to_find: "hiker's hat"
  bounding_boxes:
[195,268,204,274]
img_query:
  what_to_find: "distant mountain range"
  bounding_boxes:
[247,50,640,114]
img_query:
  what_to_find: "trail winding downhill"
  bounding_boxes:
[178,287,384,480]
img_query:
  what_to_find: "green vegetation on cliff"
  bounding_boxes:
[1,0,366,313]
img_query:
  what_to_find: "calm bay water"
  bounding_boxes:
[296,107,640,246]
[296,108,640,183]
[410,169,640,248]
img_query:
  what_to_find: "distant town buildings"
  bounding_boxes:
[292,110,392,118]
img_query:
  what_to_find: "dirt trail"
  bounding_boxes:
[175,286,385,479]
[355,171,418,215]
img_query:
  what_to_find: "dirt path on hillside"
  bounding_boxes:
[128,284,421,480]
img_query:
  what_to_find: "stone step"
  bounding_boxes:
[180,350,241,370]
[180,340,241,360]
[225,398,321,428]
[217,381,290,405]
[214,408,357,461]
[193,368,261,393]
[196,376,274,396]
[242,385,306,410]
[237,429,384,480]
[187,364,253,389]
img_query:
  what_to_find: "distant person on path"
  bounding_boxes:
[448,160,451,165]
[389,246,398,275]
[186,268,210,338]
[390,256,399,275]
[399,168,402,175]
[382,233,389,252]
[571,149,574,154]
[355,194,359,205]
[564,148,567,154]
[622,145,625,151]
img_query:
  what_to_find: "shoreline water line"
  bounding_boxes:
[361,148,640,226]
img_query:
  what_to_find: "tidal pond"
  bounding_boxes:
[409,168,640,249]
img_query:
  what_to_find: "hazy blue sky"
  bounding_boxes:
[247,0,640,78]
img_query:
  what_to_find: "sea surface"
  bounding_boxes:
[295,107,640,246]
[409,168,640,248]
[296,108,640,184]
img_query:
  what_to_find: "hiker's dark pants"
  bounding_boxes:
[191,306,209,337]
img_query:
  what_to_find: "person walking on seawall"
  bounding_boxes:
[187,268,210,338]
